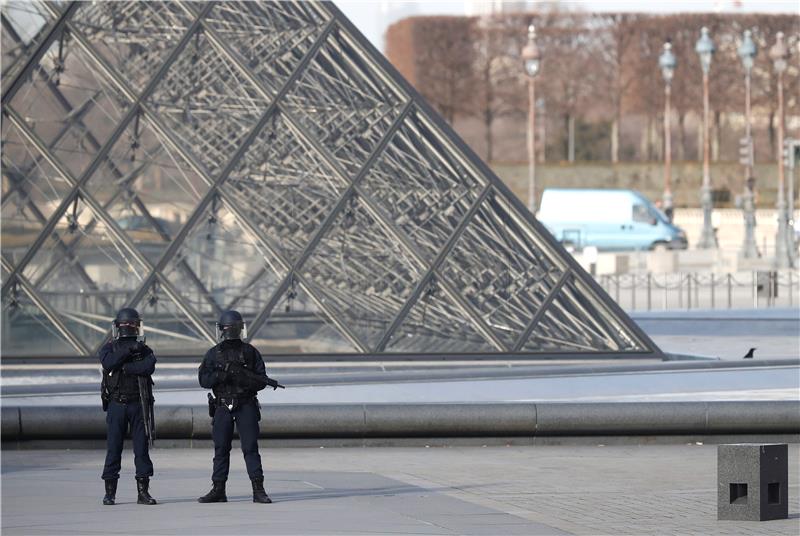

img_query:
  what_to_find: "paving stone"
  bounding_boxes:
[2,445,799,535]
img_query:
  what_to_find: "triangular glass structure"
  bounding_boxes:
[249,276,359,355]
[1,1,661,358]
[130,279,211,355]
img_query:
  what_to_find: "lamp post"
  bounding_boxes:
[695,27,717,249]
[769,31,792,268]
[659,41,676,222]
[739,29,759,259]
[522,23,541,213]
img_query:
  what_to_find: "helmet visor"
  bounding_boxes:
[215,321,246,341]
[112,320,143,339]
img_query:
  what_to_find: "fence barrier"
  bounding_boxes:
[597,270,797,311]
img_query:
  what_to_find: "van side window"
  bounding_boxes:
[632,204,650,223]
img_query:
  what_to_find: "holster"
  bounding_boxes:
[207,392,216,418]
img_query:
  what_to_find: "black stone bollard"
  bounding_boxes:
[717,443,788,521]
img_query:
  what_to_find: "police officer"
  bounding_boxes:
[197,310,272,504]
[99,307,157,506]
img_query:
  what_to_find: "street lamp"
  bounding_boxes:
[659,41,676,222]
[769,31,792,267]
[522,23,541,213]
[695,27,717,249]
[738,29,759,259]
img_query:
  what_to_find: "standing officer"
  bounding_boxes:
[197,310,280,504]
[100,307,157,506]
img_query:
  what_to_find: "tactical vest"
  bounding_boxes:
[108,339,142,398]
[212,341,257,399]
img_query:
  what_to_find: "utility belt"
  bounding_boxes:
[111,393,140,404]
[207,393,259,420]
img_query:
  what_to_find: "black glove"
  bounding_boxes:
[126,341,146,361]
[214,362,230,383]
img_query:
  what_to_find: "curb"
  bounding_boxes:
[2,401,798,441]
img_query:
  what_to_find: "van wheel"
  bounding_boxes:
[651,242,669,252]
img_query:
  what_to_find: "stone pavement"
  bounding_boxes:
[2,445,798,535]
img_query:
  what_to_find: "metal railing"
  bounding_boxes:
[597,270,798,311]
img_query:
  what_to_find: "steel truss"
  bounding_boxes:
[1,1,661,358]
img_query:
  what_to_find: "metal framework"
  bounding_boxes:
[1,1,662,359]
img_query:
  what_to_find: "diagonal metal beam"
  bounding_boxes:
[225,266,266,311]
[5,107,216,349]
[0,12,51,81]
[373,184,496,352]
[121,13,375,352]
[241,100,415,349]
[216,184,365,353]
[1,254,90,355]
[511,269,573,352]
[19,49,223,314]
[1,1,78,106]
[320,1,659,357]
[280,100,508,351]
[2,17,221,315]
[30,162,147,289]
[1,3,214,298]
[2,167,115,312]
[149,7,413,352]
[81,17,337,349]
[14,3,223,334]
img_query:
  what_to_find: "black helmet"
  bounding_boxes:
[113,307,142,339]
[216,310,245,341]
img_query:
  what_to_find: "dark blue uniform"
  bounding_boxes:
[198,339,268,482]
[100,338,156,481]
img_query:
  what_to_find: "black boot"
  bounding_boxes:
[102,479,117,505]
[136,477,157,505]
[251,477,272,504]
[197,480,227,503]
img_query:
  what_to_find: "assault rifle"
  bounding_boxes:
[138,376,156,447]
[222,361,285,390]
[265,376,285,390]
[132,339,155,446]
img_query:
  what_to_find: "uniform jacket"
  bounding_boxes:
[198,339,268,399]
[100,338,156,397]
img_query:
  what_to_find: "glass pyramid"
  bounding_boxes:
[1,1,660,358]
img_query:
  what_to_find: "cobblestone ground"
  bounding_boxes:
[2,444,798,535]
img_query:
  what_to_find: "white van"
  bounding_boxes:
[537,188,688,251]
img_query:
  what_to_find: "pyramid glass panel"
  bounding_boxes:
[83,114,208,264]
[1,0,58,94]
[1,285,77,357]
[385,278,495,354]
[69,1,195,94]
[300,194,425,350]
[249,277,359,354]
[1,123,74,259]
[145,29,270,177]
[7,30,133,178]
[132,280,212,355]
[520,277,646,353]
[439,194,567,348]
[35,262,117,350]
[360,108,485,263]
[283,26,407,177]
[162,199,286,318]
[222,111,349,265]
[203,0,329,95]
[20,196,148,309]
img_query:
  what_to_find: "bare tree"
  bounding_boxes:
[385,16,474,125]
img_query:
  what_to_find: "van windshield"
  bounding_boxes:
[632,202,668,225]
